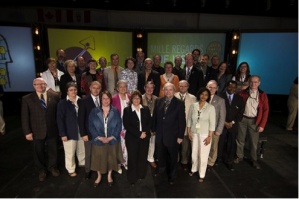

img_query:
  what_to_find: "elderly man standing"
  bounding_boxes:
[21,78,60,182]
[174,80,196,171]
[152,82,186,185]
[234,75,269,169]
[206,80,226,170]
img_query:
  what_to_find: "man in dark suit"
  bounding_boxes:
[21,77,60,182]
[152,82,186,185]
[138,58,160,96]
[218,80,244,171]
[182,53,204,96]
[78,81,102,180]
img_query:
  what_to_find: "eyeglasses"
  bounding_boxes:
[34,83,46,86]
[208,87,217,89]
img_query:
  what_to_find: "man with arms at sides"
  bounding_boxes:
[183,53,204,96]
[174,80,197,171]
[204,55,220,85]
[56,48,66,73]
[218,81,244,171]
[104,53,124,95]
[21,78,60,182]
[138,58,160,96]
[97,56,107,72]
[191,49,201,69]
[78,81,102,180]
[142,81,158,169]
[152,83,186,185]
[172,55,184,81]
[234,75,269,169]
[206,80,226,170]
[134,51,145,74]
[152,54,165,75]
[199,53,210,79]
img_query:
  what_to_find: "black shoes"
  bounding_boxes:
[207,165,213,171]
[39,171,47,182]
[50,168,60,177]
[85,172,90,180]
[227,163,234,171]
[252,161,261,169]
[168,179,174,185]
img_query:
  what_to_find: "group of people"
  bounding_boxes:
[21,48,271,188]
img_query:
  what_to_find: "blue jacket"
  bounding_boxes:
[89,105,122,146]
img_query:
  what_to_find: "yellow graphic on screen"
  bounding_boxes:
[0,34,13,88]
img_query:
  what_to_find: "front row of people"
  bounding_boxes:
[22,75,269,187]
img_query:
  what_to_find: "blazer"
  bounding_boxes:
[210,95,226,134]
[78,95,97,139]
[41,69,64,92]
[104,66,124,95]
[21,91,60,139]
[112,94,130,116]
[123,105,152,141]
[57,97,81,140]
[59,72,82,99]
[152,96,186,147]
[182,66,204,96]
[89,105,122,146]
[187,102,216,135]
[174,92,197,135]
[219,92,245,133]
[138,70,161,96]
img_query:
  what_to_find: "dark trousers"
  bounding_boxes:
[156,142,179,180]
[126,138,149,184]
[84,140,92,172]
[218,128,237,164]
[33,136,58,173]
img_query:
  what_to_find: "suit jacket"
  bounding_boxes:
[59,72,82,99]
[123,106,152,141]
[182,66,204,96]
[219,92,245,133]
[21,91,60,139]
[210,95,226,134]
[104,66,124,95]
[152,96,186,147]
[174,92,197,135]
[78,95,97,139]
[138,70,160,96]
[57,97,81,140]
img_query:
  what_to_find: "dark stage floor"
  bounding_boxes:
[0,112,297,198]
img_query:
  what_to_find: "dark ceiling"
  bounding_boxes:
[6,0,298,18]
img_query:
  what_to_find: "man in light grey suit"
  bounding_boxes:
[104,53,124,95]
[206,80,226,170]
[174,80,197,171]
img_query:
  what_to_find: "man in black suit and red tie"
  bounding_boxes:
[218,80,245,171]
[78,81,102,180]
[21,77,61,182]
[152,82,186,185]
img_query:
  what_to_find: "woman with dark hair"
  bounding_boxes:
[123,90,152,186]
[57,82,84,177]
[120,56,138,94]
[232,62,251,93]
[216,62,232,94]
[187,87,216,183]
[89,90,123,187]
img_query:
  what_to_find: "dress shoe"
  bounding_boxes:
[39,171,47,182]
[168,179,174,185]
[50,168,60,177]
[85,172,90,180]
[207,165,213,171]
[227,163,234,171]
[181,164,187,171]
[69,172,77,177]
[149,162,157,168]
[252,161,261,170]
[233,157,243,164]
[198,178,204,183]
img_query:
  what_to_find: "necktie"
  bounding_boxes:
[114,67,118,88]
[228,95,232,105]
[164,99,170,113]
[186,67,191,80]
[95,97,100,107]
[40,94,47,109]
[180,94,184,101]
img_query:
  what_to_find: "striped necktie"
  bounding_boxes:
[40,94,47,109]
[228,95,232,105]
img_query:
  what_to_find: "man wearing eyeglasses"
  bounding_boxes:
[21,77,61,182]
